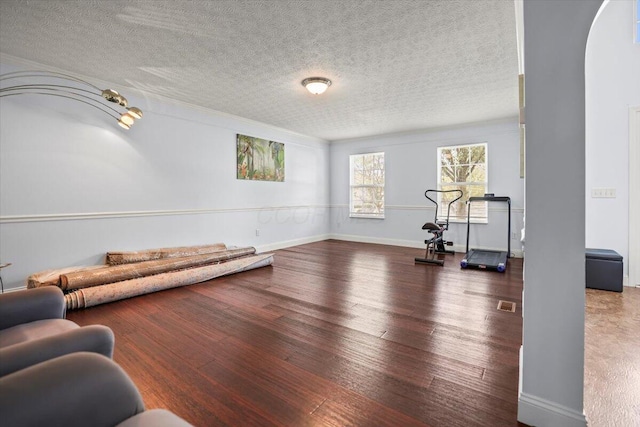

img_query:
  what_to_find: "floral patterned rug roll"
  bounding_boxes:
[65,253,273,310]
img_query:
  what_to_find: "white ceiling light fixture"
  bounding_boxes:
[302,77,331,95]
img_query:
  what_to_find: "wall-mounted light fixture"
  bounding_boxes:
[301,77,331,95]
[0,70,143,130]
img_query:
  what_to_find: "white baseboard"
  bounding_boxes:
[254,234,331,253]
[329,233,424,249]
[329,233,524,258]
[518,392,587,427]
[1,285,27,293]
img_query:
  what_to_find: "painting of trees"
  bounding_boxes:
[237,134,285,182]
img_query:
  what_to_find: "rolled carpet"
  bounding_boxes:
[106,243,227,265]
[65,253,273,310]
[60,247,256,290]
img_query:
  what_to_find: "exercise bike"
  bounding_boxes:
[414,189,463,266]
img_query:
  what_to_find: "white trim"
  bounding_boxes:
[0,285,27,293]
[515,0,525,74]
[0,205,330,224]
[332,204,525,213]
[518,392,587,427]
[348,214,385,220]
[629,106,640,287]
[254,234,331,253]
[635,0,640,44]
[329,233,524,258]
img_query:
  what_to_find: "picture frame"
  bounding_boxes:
[236,134,285,182]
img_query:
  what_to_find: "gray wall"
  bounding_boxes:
[329,120,524,255]
[586,0,640,282]
[519,1,603,426]
[0,61,331,291]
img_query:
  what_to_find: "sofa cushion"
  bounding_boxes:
[0,319,78,347]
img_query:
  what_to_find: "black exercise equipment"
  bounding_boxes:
[460,195,511,272]
[415,189,463,266]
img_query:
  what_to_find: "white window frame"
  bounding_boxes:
[436,143,488,223]
[635,0,640,44]
[349,152,385,219]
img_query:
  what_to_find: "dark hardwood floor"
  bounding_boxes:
[68,240,526,426]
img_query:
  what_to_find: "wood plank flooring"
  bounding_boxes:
[67,240,526,426]
[584,286,640,427]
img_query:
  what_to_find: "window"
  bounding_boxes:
[437,143,487,222]
[349,152,385,218]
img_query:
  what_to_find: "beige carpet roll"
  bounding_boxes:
[27,266,104,289]
[106,243,227,265]
[60,247,256,290]
[65,253,273,310]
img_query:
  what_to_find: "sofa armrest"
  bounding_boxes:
[0,324,115,376]
[0,287,66,330]
[0,352,144,427]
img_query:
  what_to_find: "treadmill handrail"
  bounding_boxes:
[465,196,511,257]
[468,196,511,202]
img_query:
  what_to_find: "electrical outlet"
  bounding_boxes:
[255,229,260,237]
[512,232,518,240]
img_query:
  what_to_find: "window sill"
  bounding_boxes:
[349,214,385,220]
[449,218,489,225]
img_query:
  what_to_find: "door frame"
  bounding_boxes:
[629,106,640,286]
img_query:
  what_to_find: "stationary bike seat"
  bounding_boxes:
[422,222,441,231]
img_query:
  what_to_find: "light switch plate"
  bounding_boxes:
[591,188,616,198]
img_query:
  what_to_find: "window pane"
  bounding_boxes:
[436,143,487,221]
[352,168,363,185]
[455,147,469,165]
[349,152,385,217]
[438,185,466,219]
[440,148,452,167]
[468,164,486,182]
[470,145,485,163]
[440,165,455,183]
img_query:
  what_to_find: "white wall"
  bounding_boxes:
[519,1,603,426]
[586,0,640,282]
[329,120,524,255]
[0,61,330,291]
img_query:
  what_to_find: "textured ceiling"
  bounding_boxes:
[0,0,519,141]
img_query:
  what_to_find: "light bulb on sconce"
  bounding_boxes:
[0,70,143,130]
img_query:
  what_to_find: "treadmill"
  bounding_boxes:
[460,195,511,272]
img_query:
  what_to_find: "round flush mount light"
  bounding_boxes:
[302,77,331,95]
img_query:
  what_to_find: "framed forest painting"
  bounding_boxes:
[236,134,285,182]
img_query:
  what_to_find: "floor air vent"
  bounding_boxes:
[497,300,516,312]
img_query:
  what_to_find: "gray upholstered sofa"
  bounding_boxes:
[0,352,192,427]
[0,286,114,376]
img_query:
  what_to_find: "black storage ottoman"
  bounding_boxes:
[585,248,623,292]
